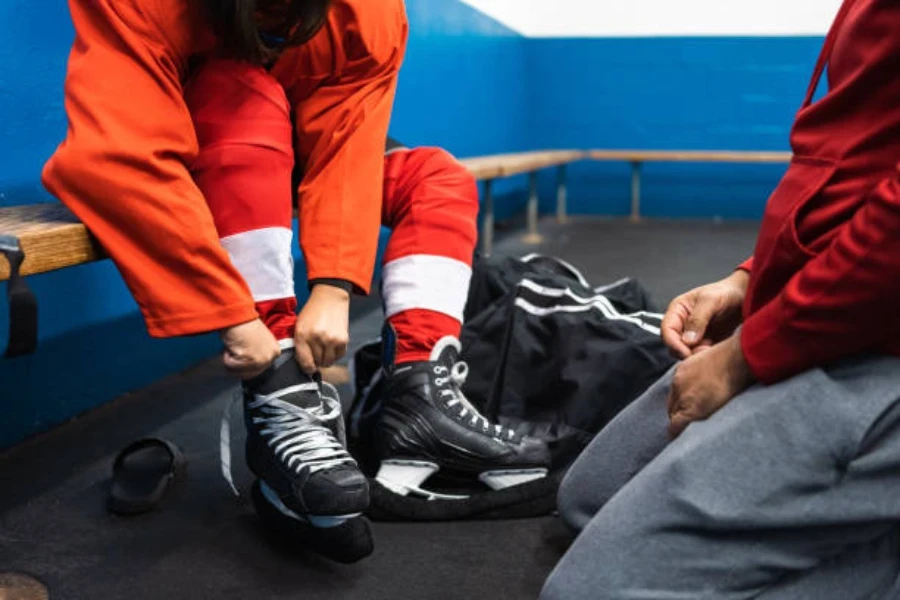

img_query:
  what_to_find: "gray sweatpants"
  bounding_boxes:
[541,356,900,600]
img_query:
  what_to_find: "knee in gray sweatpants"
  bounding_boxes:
[556,367,674,532]
[545,356,900,600]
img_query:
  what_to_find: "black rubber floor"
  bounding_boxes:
[0,218,758,600]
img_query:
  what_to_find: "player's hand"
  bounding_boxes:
[293,284,351,374]
[667,332,755,437]
[220,318,281,379]
[661,270,750,359]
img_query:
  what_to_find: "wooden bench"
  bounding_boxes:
[0,203,105,281]
[0,149,586,355]
[588,150,792,222]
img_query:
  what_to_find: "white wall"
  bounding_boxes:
[459,0,842,37]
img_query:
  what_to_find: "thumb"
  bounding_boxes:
[222,348,243,375]
[294,337,318,375]
[668,412,691,439]
[682,294,717,346]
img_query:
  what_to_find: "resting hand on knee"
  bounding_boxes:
[293,284,350,375]
[667,332,755,437]
[662,270,750,358]
[220,319,282,379]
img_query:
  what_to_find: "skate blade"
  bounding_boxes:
[259,481,361,528]
[376,460,470,501]
[479,468,549,491]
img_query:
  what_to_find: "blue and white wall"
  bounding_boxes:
[468,0,838,217]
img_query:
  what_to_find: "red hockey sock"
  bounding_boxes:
[187,60,297,346]
[388,309,462,364]
[380,147,479,366]
[255,297,298,343]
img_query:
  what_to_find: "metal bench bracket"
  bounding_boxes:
[0,235,38,357]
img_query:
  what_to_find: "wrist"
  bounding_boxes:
[727,269,750,292]
[308,278,354,295]
[310,283,350,302]
[219,317,262,341]
[726,331,755,389]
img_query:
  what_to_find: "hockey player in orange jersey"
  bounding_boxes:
[44,0,548,561]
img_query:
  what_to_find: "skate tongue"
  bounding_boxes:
[277,384,324,410]
[429,336,461,366]
[246,349,321,409]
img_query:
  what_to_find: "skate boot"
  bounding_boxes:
[251,478,374,563]
[374,325,550,499]
[242,350,369,525]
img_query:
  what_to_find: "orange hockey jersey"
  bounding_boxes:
[43,0,408,337]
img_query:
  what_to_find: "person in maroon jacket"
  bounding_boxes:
[542,2,900,598]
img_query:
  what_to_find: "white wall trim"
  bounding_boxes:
[459,0,841,37]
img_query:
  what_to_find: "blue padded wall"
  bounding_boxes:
[526,37,823,218]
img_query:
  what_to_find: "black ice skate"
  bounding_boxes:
[374,325,550,500]
[239,350,369,525]
[251,478,374,563]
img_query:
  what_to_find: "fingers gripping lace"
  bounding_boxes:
[220,382,354,496]
[434,362,516,440]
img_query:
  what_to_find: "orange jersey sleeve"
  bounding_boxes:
[272,0,409,294]
[42,0,256,337]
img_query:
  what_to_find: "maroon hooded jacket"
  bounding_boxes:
[740,0,900,383]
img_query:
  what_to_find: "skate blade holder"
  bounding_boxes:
[479,468,549,491]
[376,460,549,500]
[259,481,361,529]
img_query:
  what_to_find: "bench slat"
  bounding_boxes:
[0,149,790,282]
[589,150,792,163]
[0,204,105,281]
[461,150,585,178]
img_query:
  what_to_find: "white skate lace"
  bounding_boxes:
[219,381,355,496]
[433,362,516,440]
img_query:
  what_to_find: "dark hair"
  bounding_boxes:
[205,0,332,64]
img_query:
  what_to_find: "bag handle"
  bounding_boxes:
[520,253,591,288]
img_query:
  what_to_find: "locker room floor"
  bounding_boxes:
[0,217,758,600]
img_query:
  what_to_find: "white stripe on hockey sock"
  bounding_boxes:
[382,254,472,321]
[220,227,295,302]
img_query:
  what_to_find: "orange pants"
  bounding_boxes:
[186,61,479,362]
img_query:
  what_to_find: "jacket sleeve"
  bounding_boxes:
[273,0,408,294]
[740,163,900,383]
[42,0,256,337]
